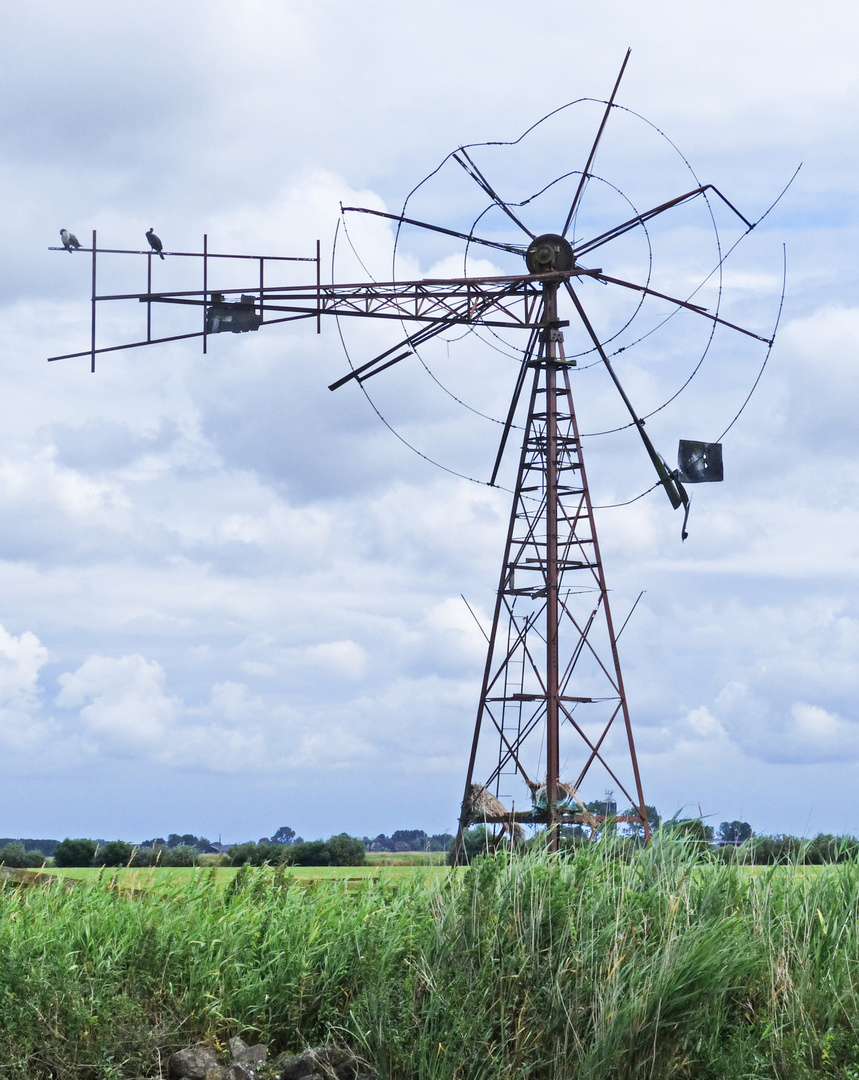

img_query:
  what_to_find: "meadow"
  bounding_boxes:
[2,842,859,1080]
[45,860,449,888]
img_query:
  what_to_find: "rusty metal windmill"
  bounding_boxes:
[50,52,778,850]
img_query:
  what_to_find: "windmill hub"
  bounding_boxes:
[525,233,575,275]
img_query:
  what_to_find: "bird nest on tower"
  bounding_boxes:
[527,779,600,830]
[467,784,525,843]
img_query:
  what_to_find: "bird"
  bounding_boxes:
[60,229,81,252]
[146,228,164,259]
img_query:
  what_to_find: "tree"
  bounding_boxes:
[226,842,273,867]
[585,797,619,835]
[0,842,31,868]
[162,844,197,867]
[289,840,332,867]
[366,833,394,852]
[271,825,297,844]
[97,840,134,867]
[54,838,98,867]
[446,826,494,865]
[718,821,752,846]
[620,805,661,841]
[326,833,365,866]
[664,817,714,856]
[390,829,428,850]
[427,832,454,852]
[586,795,618,817]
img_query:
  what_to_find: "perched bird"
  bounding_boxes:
[60,228,81,252]
[146,228,164,259]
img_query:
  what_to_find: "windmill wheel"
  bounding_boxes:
[334,72,775,498]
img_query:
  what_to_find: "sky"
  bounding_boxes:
[0,1,858,843]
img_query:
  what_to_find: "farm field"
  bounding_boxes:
[4,844,859,1079]
[45,861,450,889]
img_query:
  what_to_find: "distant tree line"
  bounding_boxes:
[6,818,859,870]
[0,829,365,869]
[139,833,219,853]
[718,833,859,865]
[226,833,365,867]
[255,826,304,846]
[0,837,218,868]
[55,839,203,868]
[362,829,454,852]
[0,837,58,858]
[0,842,49,868]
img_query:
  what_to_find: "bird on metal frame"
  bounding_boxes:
[60,229,81,251]
[146,228,165,259]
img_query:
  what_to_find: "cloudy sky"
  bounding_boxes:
[0,1,857,843]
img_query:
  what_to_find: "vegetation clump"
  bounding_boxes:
[3,840,859,1078]
[48,838,204,868]
[225,833,365,867]
[0,841,46,868]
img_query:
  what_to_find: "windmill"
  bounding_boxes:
[50,53,780,850]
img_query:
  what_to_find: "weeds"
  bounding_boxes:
[2,841,859,1079]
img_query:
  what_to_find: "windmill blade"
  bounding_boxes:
[564,281,689,512]
[341,205,525,257]
[562,48,631,238]
[573,184,754,258]
[453,148,536,238]
[573,187,709,258]
[489,324,542,486]
[328,318,456,391]
[593,272,772,343]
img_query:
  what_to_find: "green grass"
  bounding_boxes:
[45,862,449,889]
[3,843,859,1079]
[364,851,448,866]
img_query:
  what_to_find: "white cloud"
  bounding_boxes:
[56,654,177,751]
[0,624,47,702]
[683,705,728,741]
[302,640,367,681]
[0,624,51,754]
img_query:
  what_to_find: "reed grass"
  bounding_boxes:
[2,842,859,1079]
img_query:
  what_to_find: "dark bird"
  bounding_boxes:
[146,228,165,259]
[60,228,81,252]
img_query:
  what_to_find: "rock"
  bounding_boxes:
[169,1048,221,1079]
[230,1038,268,1066]
[227,1064,258,1080]
[229,1039,249,1061]
[278,1047,371,1080]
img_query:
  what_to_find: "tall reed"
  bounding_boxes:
[2,844,859,1079]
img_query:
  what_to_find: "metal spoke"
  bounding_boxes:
[562,48,631,237]
[573,184,753,258]
[592,272,772,344]
[564,280,688,511]
[341,204,525,257]
[328,318,455,390]
[453,147,536,238]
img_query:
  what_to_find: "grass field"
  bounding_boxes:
[3,843,859,1079]
[45,861,450,888]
